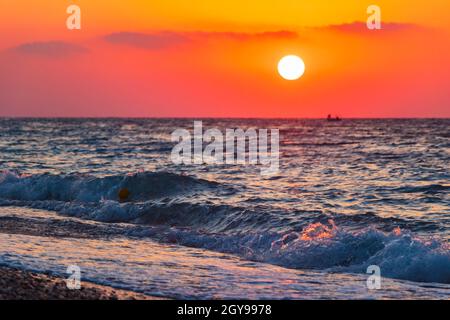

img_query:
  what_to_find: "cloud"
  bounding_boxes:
[104,32,189,49]
[10,41,88,57]
[189,30,298,41]
[103,30,299,49]
[317,21,422,33]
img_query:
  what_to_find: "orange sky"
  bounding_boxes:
[0,0,449,117]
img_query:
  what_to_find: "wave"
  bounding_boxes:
[121,220,450,284]
[1,170,448,284]
[391,184,450,195]
[1,193,439,237]
[0,182,441,238]
[264,223,450,284]
[1,194,449,284]
[178,223,450,284]
[283,142,357,147]
[0,170,220,203]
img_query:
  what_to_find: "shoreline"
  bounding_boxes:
[0,266,166,300]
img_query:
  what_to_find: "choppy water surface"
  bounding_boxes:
[0,119,449,299]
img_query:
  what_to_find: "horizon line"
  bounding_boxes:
[0,116,449,120]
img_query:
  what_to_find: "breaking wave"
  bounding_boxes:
[0,170,220,203]
[1,170,449,284]
[139,221,450,284]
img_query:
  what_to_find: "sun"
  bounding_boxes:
[278,55,305,80]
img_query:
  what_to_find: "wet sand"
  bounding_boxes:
[0,210,167,300]
[0,266,165,300]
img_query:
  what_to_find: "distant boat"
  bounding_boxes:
[327,114,342,122]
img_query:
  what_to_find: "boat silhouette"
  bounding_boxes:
[327,114,342,122]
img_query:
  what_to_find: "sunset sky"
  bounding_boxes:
[0,0,449,117]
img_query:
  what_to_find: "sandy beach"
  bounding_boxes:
[0,266,164,300]
[0,210,163,300]
[0,208,166,300]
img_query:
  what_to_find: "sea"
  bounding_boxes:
[0,118,449,299]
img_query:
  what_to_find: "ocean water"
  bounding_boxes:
[0,118,449,299]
